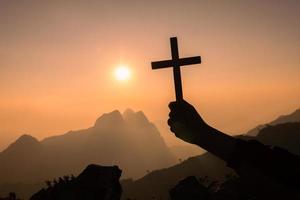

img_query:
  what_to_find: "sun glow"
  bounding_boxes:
[114,66,131,81]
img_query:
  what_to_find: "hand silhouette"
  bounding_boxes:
[168,100,212,144]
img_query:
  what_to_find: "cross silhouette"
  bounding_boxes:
[151,37,201,101]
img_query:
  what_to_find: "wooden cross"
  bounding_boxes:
[151,37,201,101]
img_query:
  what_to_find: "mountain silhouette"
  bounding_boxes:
[0,110,176,185]
[2,111,300,199]
[169,145,204,161]
[255,122,300,156]
[1,134,42,155]
[122,153,230,200]
[247,108,300,136]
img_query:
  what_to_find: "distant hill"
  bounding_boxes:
[0,109,176,184]
[122,122,300,200]
[122,153,230,200]
[247,108,300,136]
[169,145,204,161]
[255,122,300,156]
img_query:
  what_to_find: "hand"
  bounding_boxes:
[168,100,211,144]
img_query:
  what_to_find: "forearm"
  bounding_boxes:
[193,125,237,161]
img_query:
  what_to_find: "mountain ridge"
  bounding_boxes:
[0,109,177,184]
[246,108,300,136]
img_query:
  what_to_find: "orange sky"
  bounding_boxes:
[0,0,300,150]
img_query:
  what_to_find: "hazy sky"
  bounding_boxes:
[1,0,300,150]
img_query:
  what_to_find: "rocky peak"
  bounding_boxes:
[1,134,40,155]
[94,110,125,128]
[123,109,149,125]
[12,134,39,147]
[123,108,135,119]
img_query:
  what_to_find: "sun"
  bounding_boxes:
[114,66,131,81]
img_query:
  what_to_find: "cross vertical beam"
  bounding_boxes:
[170,37,183,101]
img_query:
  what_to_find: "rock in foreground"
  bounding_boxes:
[30,164,122,200]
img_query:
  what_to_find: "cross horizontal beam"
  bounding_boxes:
[151,56,201,70]
[151,37,201,101]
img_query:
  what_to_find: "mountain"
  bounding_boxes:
[0,110,176,184]
[23,152,227,200]
[122,153,231,200]
[169,145,204,161]
[2,109,300,199]
[122,122,300,200]
[247,108,300,136]
[0,134,41,156]
[255,122,300,156]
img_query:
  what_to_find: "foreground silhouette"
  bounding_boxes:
[168,100,300,199]
[0,192,20,200]
[30,165,122,200]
